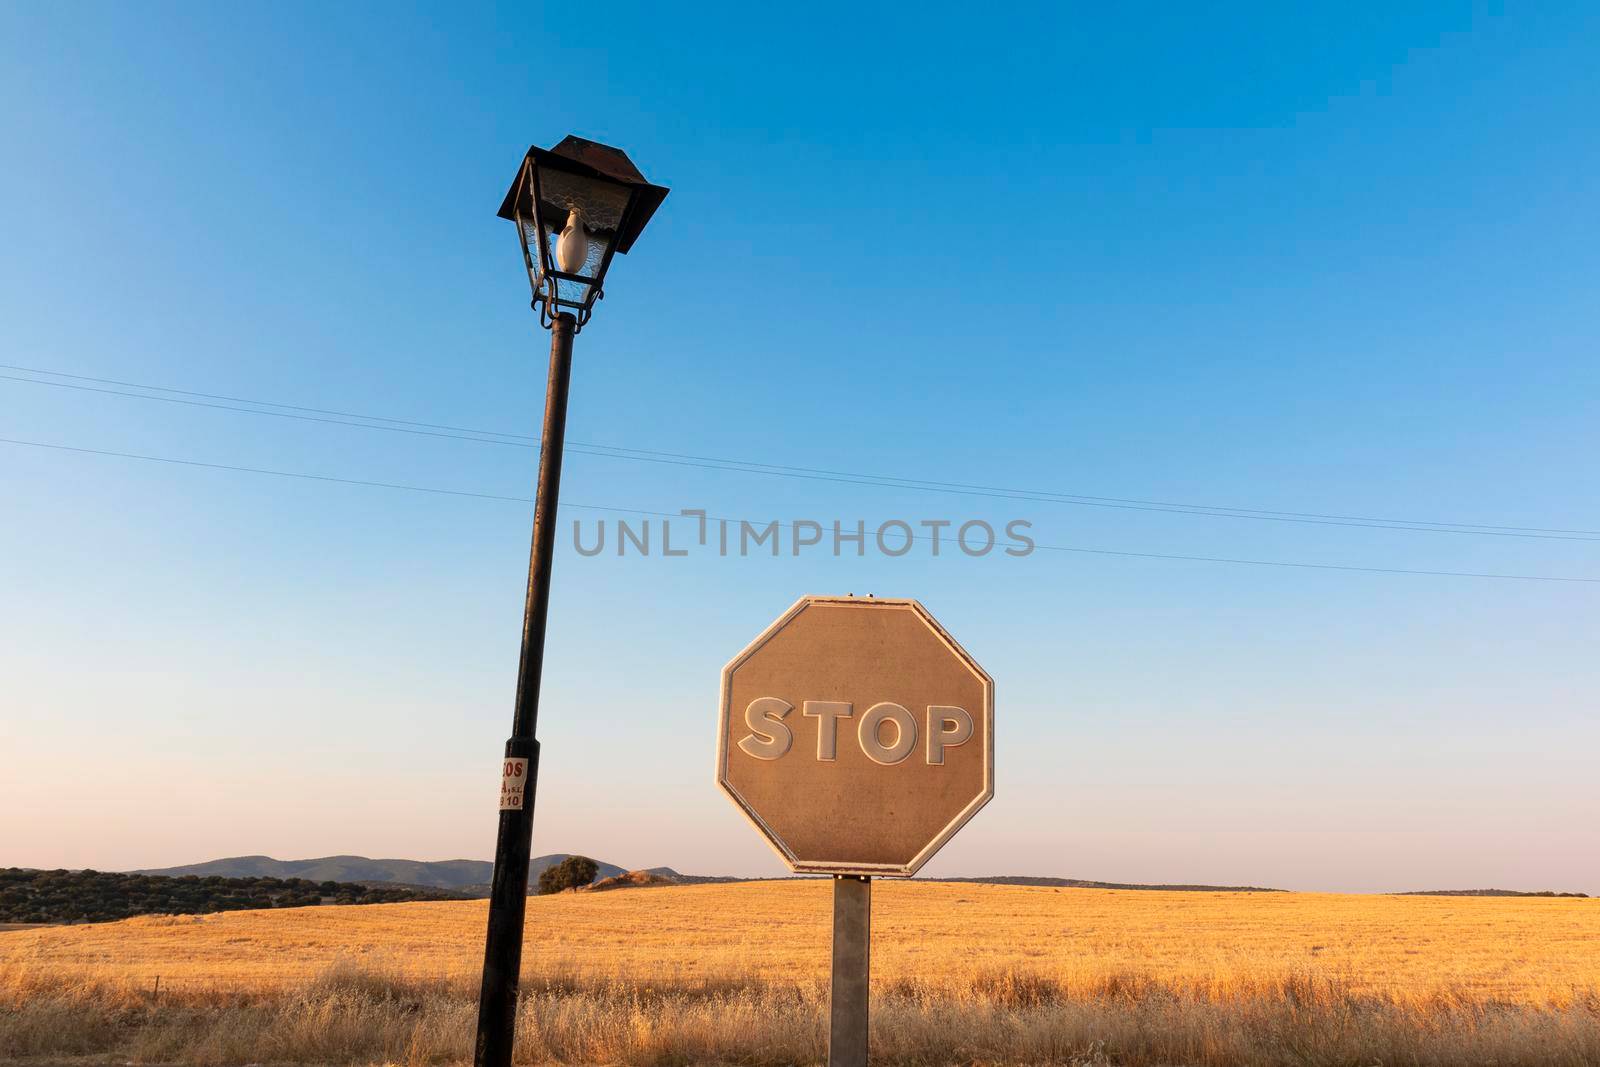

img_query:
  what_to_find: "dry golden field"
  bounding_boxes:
[3,880,1598,1065]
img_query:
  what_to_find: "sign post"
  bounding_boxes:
[717,595,994,1064]
[829,874,872,1067]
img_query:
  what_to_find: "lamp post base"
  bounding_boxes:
[473,737,538,1067]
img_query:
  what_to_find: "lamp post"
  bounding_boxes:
[474,136,668,1067]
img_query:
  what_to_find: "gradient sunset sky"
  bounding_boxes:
[2,3,1596,893]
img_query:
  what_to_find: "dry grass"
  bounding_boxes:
[2,881,1597,1065]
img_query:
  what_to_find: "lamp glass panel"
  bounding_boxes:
[539,167,632,235]
[519,219,545,283]
[546,224,615,306]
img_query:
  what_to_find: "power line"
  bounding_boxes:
[1,435,531,504]
[0,364,539,442]
[3,435,1595,585]
[0,373,532,450]
[557,445,1600,542]
[562,442,1600,538]
[4,363,1597,541]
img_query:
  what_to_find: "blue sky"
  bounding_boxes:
[1,2,1596,893]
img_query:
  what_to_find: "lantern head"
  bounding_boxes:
[498,136,669,329]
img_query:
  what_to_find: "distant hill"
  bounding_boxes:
[584,870,680,892]
[946,876,1285,892]
[135,855,491,888]
[1398,888,1589,898]
[136,854,626,891]
[582,868,749,893]
[129,858,1299,897]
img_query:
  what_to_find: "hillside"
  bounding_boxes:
[1399,888,1589,898]
[136,854,625,890]
[0,868,456,924]
[949,875,1284,892]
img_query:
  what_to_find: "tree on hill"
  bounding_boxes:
[536,856,599,894]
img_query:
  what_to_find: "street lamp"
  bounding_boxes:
[474,135,668,1067]
[499,135,669,331]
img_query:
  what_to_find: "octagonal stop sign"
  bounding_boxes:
[717,596,994,876]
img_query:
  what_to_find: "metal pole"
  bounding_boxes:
[829,875,872,1067]
[474,311,576,1067]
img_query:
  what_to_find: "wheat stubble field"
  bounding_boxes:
[3,881,1598,1065]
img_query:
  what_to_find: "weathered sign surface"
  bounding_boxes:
[717,596,994,876]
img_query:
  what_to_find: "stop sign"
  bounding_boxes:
[717,596,994,876]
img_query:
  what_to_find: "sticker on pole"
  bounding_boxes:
[499,758,529,810]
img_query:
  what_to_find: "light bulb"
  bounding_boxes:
[556,209,589,273]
